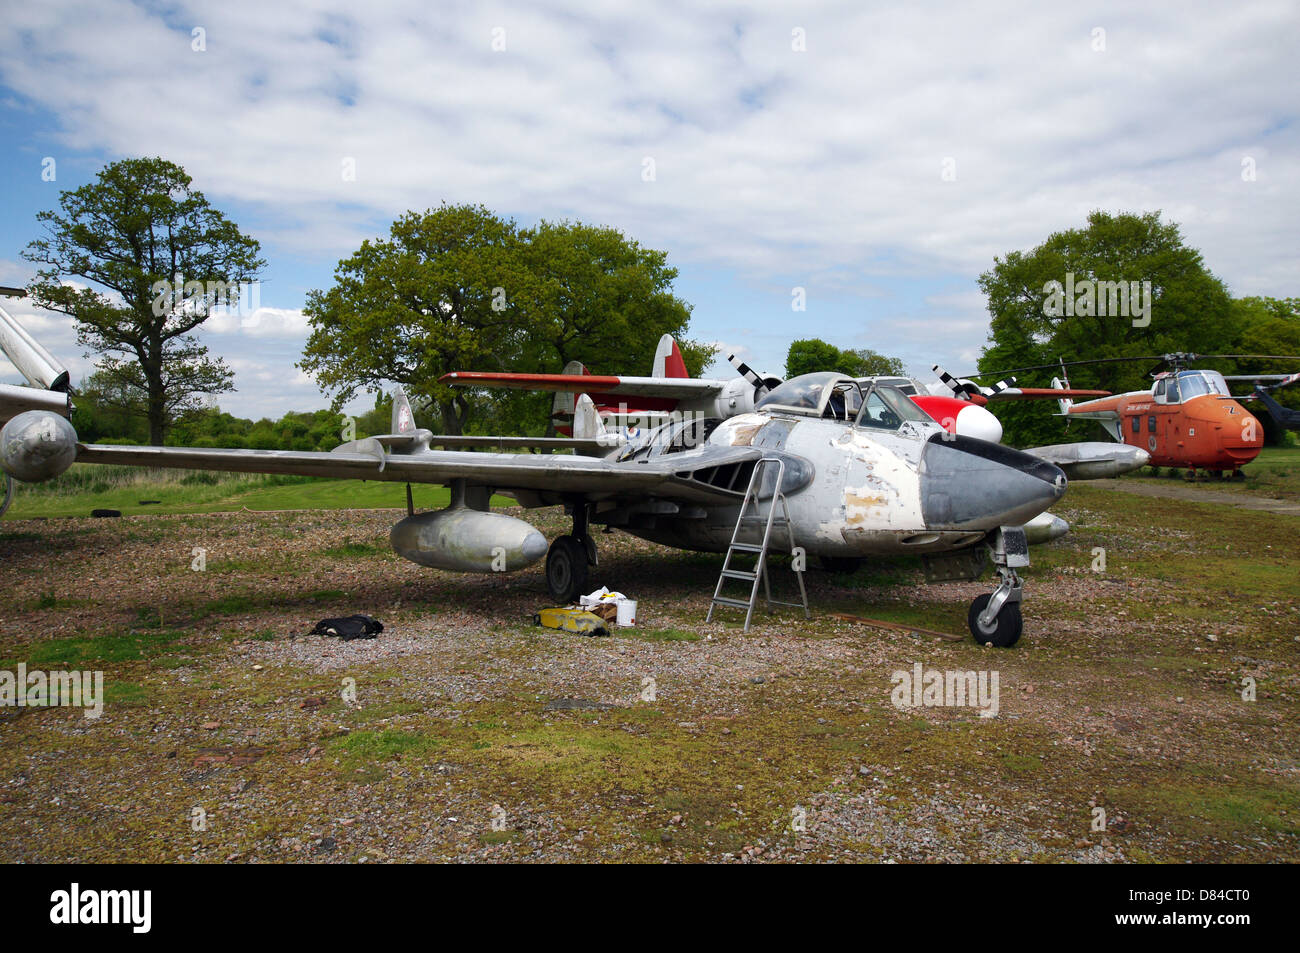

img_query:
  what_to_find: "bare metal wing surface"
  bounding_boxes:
[73,440,762,505]
[1,382,70,420]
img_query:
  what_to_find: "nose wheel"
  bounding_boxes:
[968,581,1023,647]
[968,527,1028,647]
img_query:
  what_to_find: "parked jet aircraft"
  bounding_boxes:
[3,368,1067,645]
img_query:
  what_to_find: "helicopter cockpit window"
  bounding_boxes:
[1165,377,1181,403]
[1176,371,1225,399]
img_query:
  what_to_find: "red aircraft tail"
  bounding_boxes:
[652,334,689,379]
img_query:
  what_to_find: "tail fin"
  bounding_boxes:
[572,394,607,441]
[1051,377,1073,415]
[652,334,689,378]
[391,387,416,434]
[550,360,588,435]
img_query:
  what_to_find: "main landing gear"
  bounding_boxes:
[546,501,599,603]
[967,526,1028,648]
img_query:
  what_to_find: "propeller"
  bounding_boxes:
[932,364,1016,400]
[728,353,776,397]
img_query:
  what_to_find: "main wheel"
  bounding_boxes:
[968,593,1023,648]
[546,535,589,604]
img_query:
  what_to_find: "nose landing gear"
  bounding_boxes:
[967,526,1028,647]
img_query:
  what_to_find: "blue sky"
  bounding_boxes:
[1,1,1295,419]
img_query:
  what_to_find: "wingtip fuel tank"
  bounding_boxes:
[1,410,78,483]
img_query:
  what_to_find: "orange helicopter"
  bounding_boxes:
[975,354,1300,479]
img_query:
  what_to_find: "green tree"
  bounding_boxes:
[300,204,527,435]
[1229,296,1300,445]
[479,219,710,434]
[785,338,844,377]
[23,157,264,444]
[302,206,712,436]
[841,348,906,378]
[976,210,1237,446]
[785,339,905,379]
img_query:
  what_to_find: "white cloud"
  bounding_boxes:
[205,306,311,339]
[1,0,1296,416]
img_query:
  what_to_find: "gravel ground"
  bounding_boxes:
[1,498,1297,863]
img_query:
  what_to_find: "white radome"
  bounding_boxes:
[954,404,1004,443]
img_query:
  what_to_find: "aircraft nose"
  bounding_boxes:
[919,434,1066,530]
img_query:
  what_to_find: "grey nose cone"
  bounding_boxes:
[920,435,1067,530]
[1,410,78,483]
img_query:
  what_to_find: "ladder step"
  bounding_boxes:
[740,514,788,523]
[710,596,753,609]
[730,543,764,553]
[720,569,758,580]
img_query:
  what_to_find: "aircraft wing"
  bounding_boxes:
[1,383,70,422]
[441,371,723,399]
[74,441,760,505]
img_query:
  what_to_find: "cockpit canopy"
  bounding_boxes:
[755,372,933,430]
[1154,370,1230,403]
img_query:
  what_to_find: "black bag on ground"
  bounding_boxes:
[311,615,384,641]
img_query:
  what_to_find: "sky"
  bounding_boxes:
[0,0,1295,419]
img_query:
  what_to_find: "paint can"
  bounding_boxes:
[616,599,637,627]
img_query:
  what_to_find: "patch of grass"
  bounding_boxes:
[25,591,87,611]
[13,629,194,667]
[1119,445,1300,501]
[202,594,259,615]
[6,464,515,518]
[306,589,346,602]
[1001,753,1043,775]
[1125,779,1300,837]
[327,729,439,764]
[104,681,147,706]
